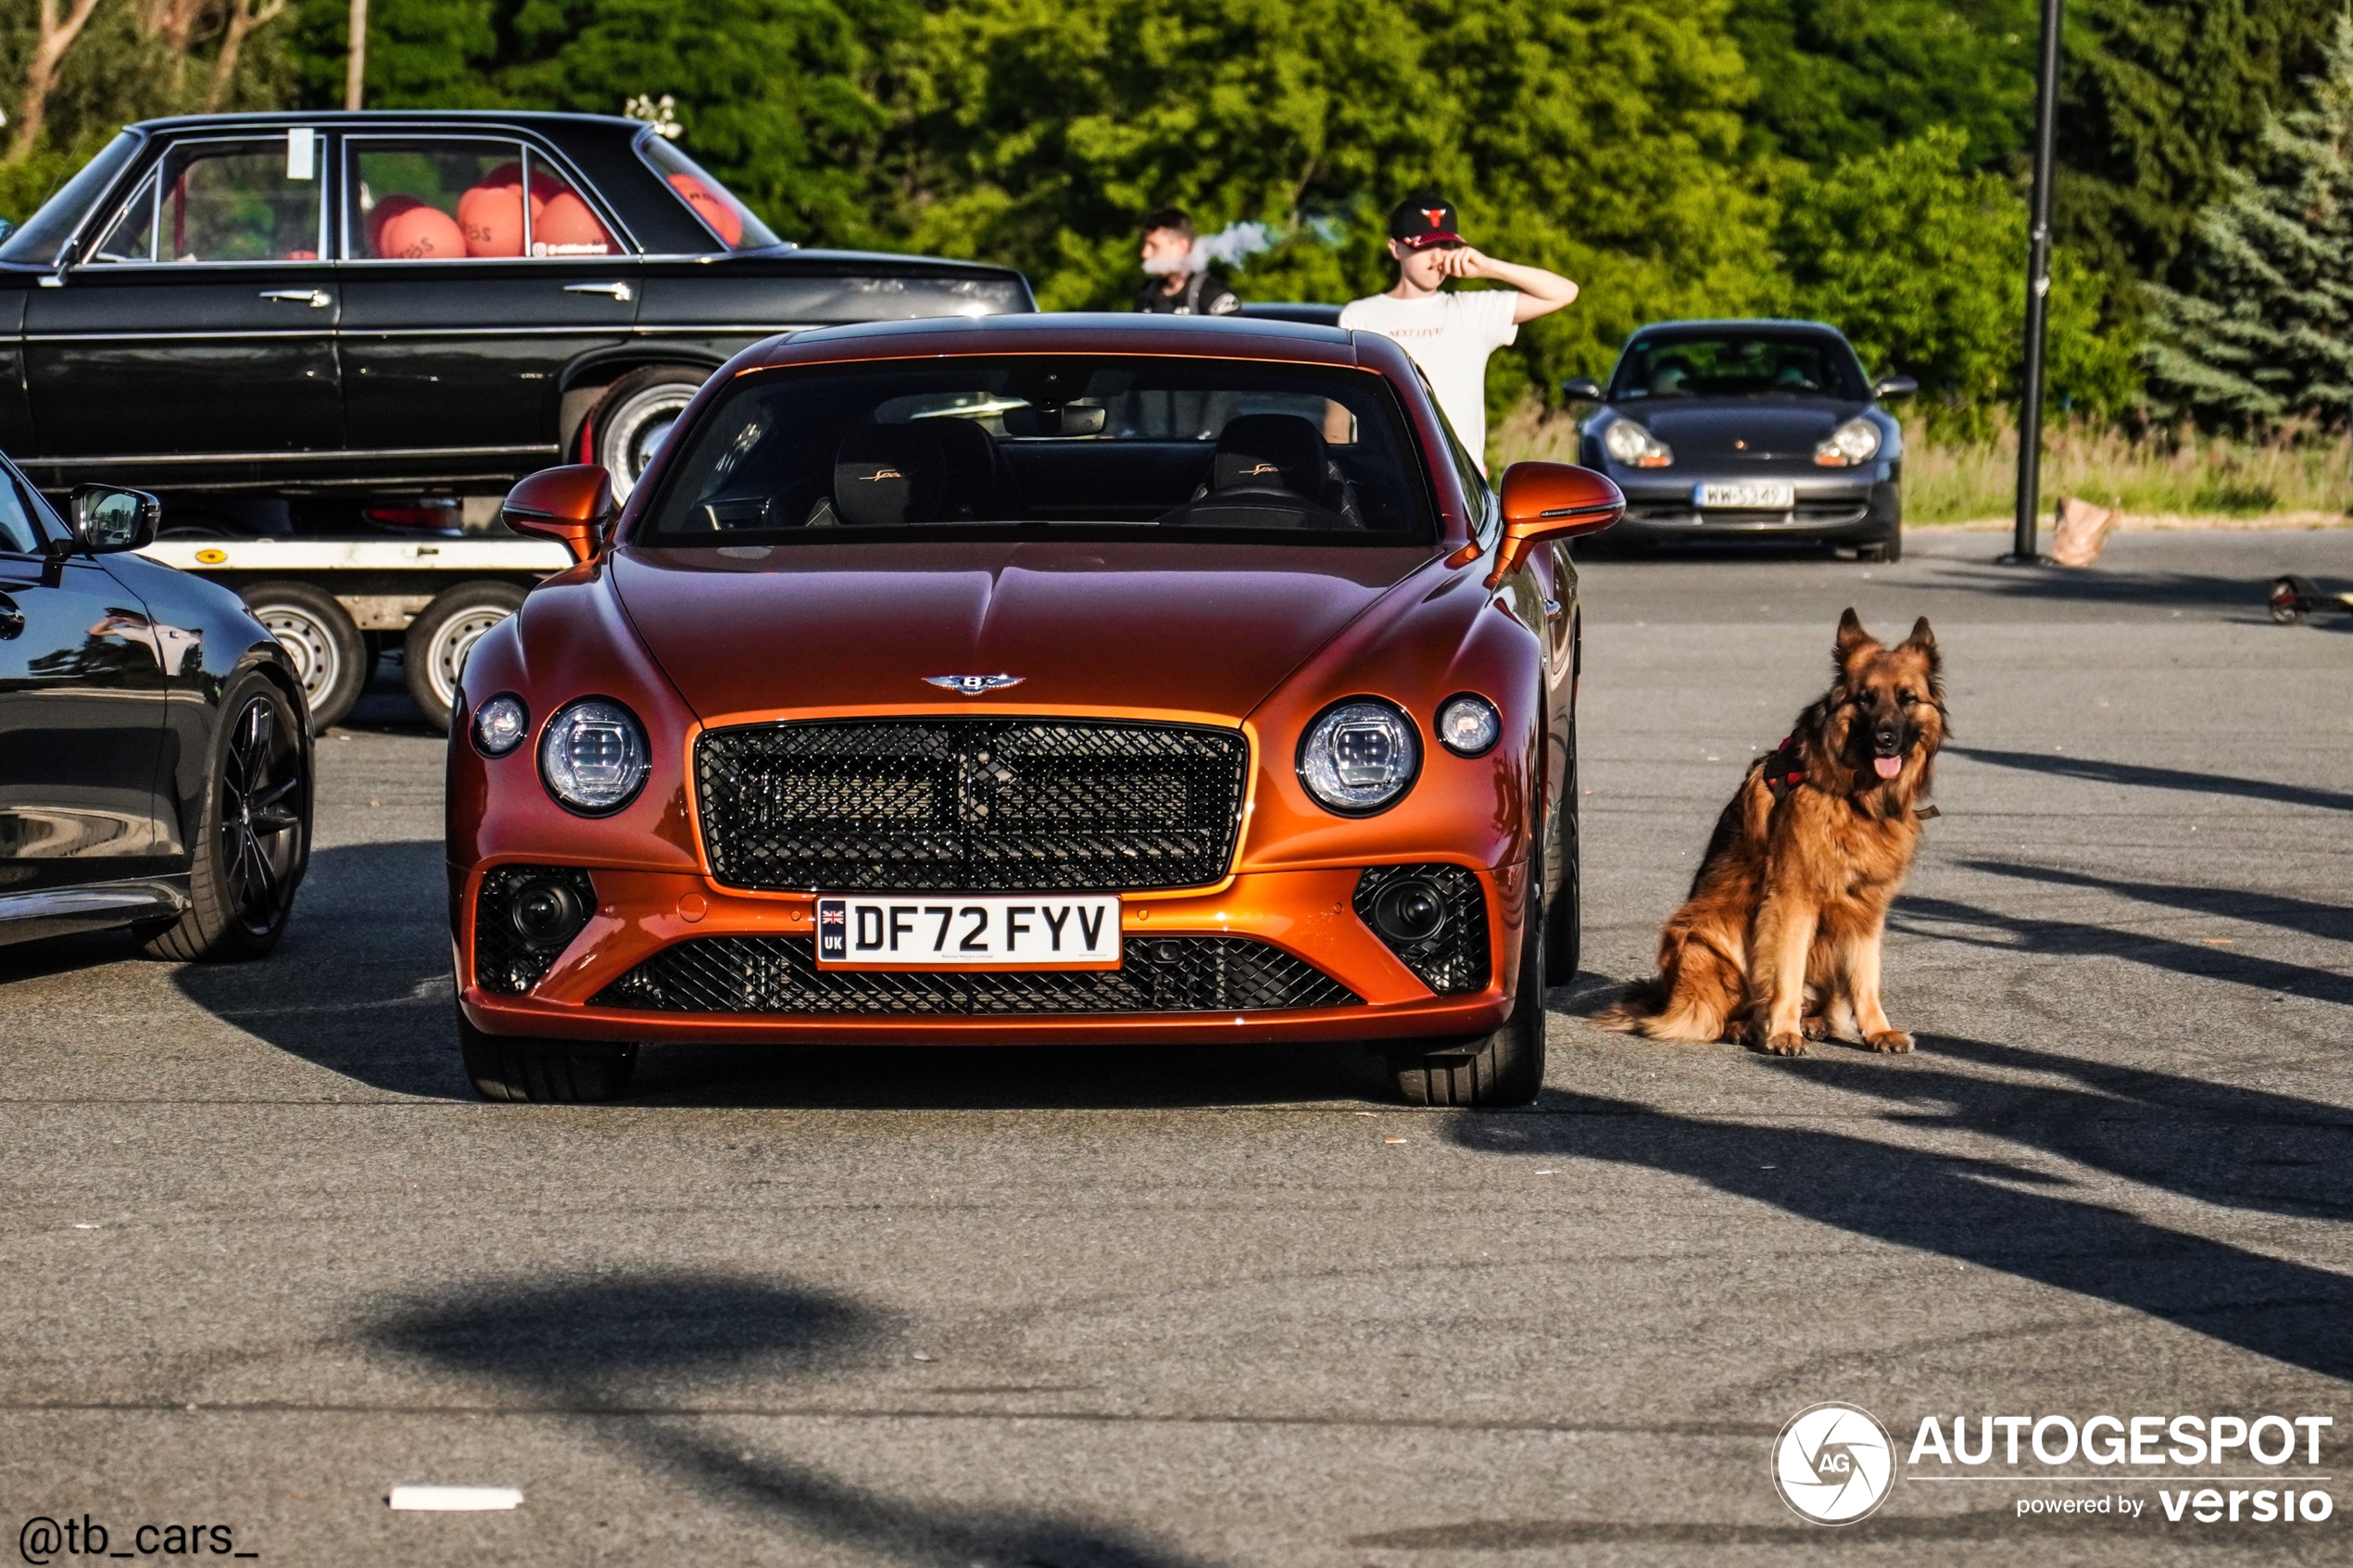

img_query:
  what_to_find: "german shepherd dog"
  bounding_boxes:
[1600,609,1946,1055]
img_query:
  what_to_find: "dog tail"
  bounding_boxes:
[1592,976,1666,1033]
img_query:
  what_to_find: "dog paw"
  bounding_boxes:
[1801,1014,1831,1041]
[1866,1030,1914,1054]
[1760,1031,1808,1056]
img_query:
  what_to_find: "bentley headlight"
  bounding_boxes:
[539,697,649,814]
[1603,418,1673,468]
[1436,694,1502,757]
[1815,417,1882,466]
[1299,699,1420,814]
[471,693,528,757]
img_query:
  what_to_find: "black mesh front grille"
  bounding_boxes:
[591,935,1359,1015]
[1354,864,1491,994]
[695,720,1249,892]
[474,865,597,995]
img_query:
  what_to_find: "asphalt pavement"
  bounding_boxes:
[2,527,2349,1565]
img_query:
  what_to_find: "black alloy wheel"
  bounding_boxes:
[145,671,309,961]
[1544,718,1581,986]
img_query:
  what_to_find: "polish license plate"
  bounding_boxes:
[1696,482,1794,509]
[814,894,1122,970]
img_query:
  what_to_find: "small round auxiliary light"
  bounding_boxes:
[1436,694,1501,757]
[472,694,529,756]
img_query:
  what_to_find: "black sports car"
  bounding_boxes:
[0,111,1032,504]
[0,457,308,958]
[1567,320,1916,560]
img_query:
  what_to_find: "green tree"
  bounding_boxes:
[887,0,1780,419]
[2143,16,2353,430]
[1780,127,2137,433]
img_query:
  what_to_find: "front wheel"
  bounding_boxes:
[458,1006,637,1103]
[1388,851,1547,1108]
[405,582,526,731]
[143,670,310,961]
[583,366,707,503]
[1856,528,1903,564]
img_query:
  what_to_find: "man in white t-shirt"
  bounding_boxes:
[1338,194,1579,470]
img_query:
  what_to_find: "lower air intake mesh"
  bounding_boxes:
[591,935,1360,1015]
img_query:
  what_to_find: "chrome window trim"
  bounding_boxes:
[337,131,642,261]
[73,131,329,269]
[12,443,560,469]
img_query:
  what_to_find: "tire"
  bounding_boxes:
[583,366,707,502]
[1856,529,1903,564]
[458,1006,637,1103]
[405,582,526,731]
[1388,848,1547,1108]
[1544,719,1581,986]
[142,670,310,961]
[2270,575,2310,624]
[240,580,368,732]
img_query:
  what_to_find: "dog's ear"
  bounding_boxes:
[1902,616,1943,679]
[1834,607,1875,665]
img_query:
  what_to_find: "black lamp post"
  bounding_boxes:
[2004,0,2065,565]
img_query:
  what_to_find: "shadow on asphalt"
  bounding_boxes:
[365,1273,1214,1568]
[1950,746,2353,813]
[1444,1052,2353,1385]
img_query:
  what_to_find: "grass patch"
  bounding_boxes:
[1490,402,2353,522]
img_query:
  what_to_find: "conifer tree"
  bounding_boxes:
[2144,16,2353,431]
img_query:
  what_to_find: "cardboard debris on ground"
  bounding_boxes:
[2050,495,2124,566]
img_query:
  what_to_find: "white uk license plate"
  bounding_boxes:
[814,894,1122,970]
[1696,482,1795,508]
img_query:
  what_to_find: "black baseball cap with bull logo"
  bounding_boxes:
[1388,193,1464,250]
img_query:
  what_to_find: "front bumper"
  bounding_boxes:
[1601,468,1899,545]
[455,861,1527,1047]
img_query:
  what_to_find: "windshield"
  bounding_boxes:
[635,133,781,252]
[638,356,1436,546]
[0,132,142,264]
[1610,332,1868,401]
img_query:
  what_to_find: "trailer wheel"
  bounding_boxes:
[406,582,527,731]
[239,581,368,733]
[583,365,707,502]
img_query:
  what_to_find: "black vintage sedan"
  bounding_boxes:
[0,457,309,959]
[0,112,1032,503]
[1567,320,1916,561]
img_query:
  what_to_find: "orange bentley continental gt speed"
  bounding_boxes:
[447,315,1622,1106]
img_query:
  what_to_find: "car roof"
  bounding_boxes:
[1623,318,1850,340]
[742,312,1365,370]
[127,110,648,137]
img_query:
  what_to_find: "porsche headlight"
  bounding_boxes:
[471,693,528,757]
[1299,699,1420,814]
[1815,417,1882,466]
[539,697,649,814]
[1603,418,1673,468]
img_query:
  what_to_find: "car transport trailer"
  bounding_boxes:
[136,531,571,731]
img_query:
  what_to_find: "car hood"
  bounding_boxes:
[610,539,1442,726]
[1615,399,1867,462]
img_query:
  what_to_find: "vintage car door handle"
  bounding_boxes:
[563,282,634,302]
[260,288,330,307]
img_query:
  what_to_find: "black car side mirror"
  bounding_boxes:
[69,484,162,553]
[1560,377,1604,402]
[1872,375,1918,401]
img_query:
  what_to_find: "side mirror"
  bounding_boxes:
[1488,462,1624,586]
[502,464,615,564]
[1559,377,1604,402]
[1872,375,1918,401]
[69,484,162,553]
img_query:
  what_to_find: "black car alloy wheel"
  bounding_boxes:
[145,671,309,961]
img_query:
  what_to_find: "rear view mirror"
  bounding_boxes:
[503,464,615,564]
[1559,377,1604,402]
[1872,375,1918,401]
[1002,404,1107,437]
[1488,462,1624,586]
[70,484,161,553]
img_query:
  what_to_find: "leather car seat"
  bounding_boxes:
[1169,413,1362,528]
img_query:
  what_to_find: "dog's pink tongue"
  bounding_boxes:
[1873,756,1904,780]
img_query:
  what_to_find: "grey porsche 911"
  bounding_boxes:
[1566,320,1916,561]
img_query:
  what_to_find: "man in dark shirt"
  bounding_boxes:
[1135,207,1240,316]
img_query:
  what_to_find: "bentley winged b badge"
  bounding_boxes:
[924,674,1026,696]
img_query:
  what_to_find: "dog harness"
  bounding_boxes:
[1760,734,1938,820]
